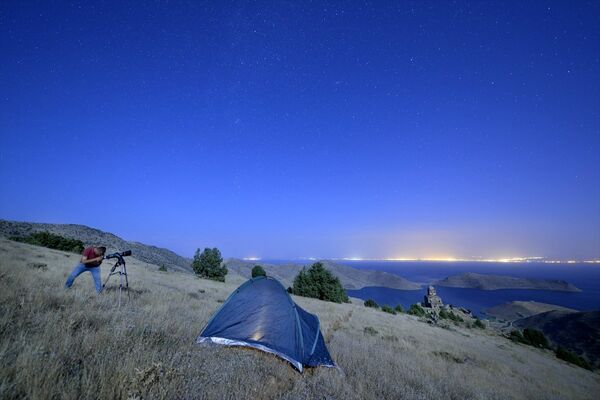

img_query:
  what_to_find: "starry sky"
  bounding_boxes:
[1,1,599,260]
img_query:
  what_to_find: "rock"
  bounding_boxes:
[422,286,443,310]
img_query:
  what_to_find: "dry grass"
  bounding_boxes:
[0,237,598,399]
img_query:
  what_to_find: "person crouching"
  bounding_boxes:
[64,246,106,293]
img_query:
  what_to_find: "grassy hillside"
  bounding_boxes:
[1,238,598,399]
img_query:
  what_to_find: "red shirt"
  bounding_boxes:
[83,247,102,267]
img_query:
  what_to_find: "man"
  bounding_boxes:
[64,246,107,293]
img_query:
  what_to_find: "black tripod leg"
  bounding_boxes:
[123,263,131,301]
[101,262,118,292]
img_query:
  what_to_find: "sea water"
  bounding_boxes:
[341,261,600,317]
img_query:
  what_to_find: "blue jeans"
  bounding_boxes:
[65,263,102,293]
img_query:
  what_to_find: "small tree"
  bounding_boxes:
[364,299,379,308]
[523,328,549,348]
[394,304,404,313]
[192,248,227,282]
[291,262,349,303]
[251,265,266,278]
[473,318,485,329]
[381,305,397,314]
[408,304,426,317]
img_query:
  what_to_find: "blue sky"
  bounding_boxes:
[1,1,599,259]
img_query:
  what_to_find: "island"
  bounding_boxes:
[434,272,581,292]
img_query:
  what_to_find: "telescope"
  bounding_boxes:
[104,250,132,260]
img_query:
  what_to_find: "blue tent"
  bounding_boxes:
[196,276,336,372]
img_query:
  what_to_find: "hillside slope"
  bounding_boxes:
[485,301,578,322]
[436,272,581,292]
[225,258,421,290]
[0,219,193,273]
[0,237,598,399]
[514,310,600,367]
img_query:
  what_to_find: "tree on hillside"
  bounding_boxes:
[251,265,266,278]
[291,262,349,303]
[192,248,227,282]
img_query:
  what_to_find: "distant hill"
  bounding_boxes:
[514,310,600,367]
[485,301,578,322]
[225,259,422,290]
[435,272,581,292]
[0,219,193,273]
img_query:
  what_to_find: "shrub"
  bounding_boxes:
[251,265,266,278]
[381,305,396,314]
[473,318,485,329]
[158,265,168,272]
[364,299,379,308]
[408,304,426,317]
[555,347,593,370]
[364,326,378,336]
[192,248,227,282]
[523,328,549,348]
[394,305,404,313]
[509,329,549,349]
[10,231,84,253]
[291,262,349,303]
[509,330,526,344]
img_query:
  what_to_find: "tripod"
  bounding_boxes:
[102,253,130,306]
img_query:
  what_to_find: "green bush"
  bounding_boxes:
[509,330,526,344]
[381,305,396,314]
[509,329,549,349]
[191,248,227,282]
[408,304,426,317]
[394,305,404,313]
[523,328,549,348]
[555,347,593,370]
[251,265,266,278]
[291,262,349,303]
[473,318,485,329]
[158,265,168,272]
[10,231,84,253]
[364,299,379,308]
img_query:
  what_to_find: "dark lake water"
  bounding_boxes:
[265,260,600,317]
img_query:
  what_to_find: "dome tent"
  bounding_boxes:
[196,276,336,372]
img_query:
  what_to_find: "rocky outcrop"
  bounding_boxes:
[422,286,443,310]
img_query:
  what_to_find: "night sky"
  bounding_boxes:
[1,1,599,260]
